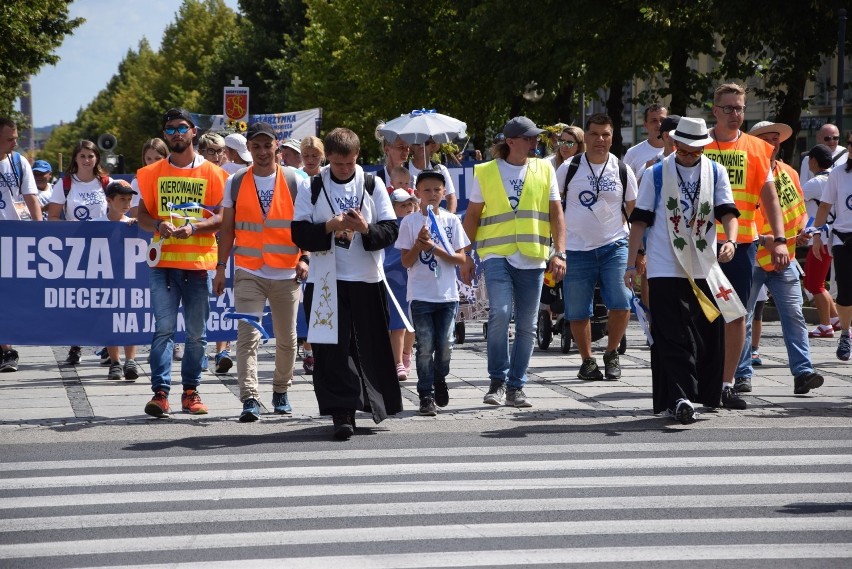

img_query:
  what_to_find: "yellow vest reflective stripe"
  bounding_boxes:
[474,158,551,259]
[233,166,300,270]
[705,133,773,243]
[136,158,226,270]
[755,161,807,271]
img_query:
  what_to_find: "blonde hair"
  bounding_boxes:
[714,83,746,104]
[300,135,324,156]
[554,125,585,167]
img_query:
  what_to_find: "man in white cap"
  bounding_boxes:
[461,116,566,408]
[279,138,304,169]
[732,121,823,396]
[223,133,252,174]
[625,116,742,424]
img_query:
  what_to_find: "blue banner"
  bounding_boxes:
[0,221,304,346]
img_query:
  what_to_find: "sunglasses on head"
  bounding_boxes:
[164,125,191,135]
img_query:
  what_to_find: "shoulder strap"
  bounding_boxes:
[832,148,848,165]
[561,154,583,210]
[364,172,375,195]
[653,161,663,212]
[63,175,71,197]
[230,167,249,205]
[310,173,324,205]
[282,167,299,203]
[375,167,387,185]
[99,175,109,190]
[10,152,23,191]
[618,159,629,222]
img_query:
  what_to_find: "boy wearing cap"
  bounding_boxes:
[213,122,309,422]
[461,116,566,408]
[93,180,141,381]
[136,107,227,418]
[31,160,54,211]
[292,127,402,440]
[732,122,824,396]
[801,144,842,338]
[625,117,742,424]
[397,170,469,414]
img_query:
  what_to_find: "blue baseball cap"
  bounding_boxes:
[32,160,52,173]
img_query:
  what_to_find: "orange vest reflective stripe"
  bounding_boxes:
[137,158,226,270]
[705,133,773,243]
[755,161,807,271]
[233,166,300,270]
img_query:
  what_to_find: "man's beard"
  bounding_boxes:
[168,139,190,153]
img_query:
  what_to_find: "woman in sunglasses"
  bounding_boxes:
[549,125,585,170]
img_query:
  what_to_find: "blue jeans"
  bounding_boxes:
[482,257,544,389]
[410,300,457,394]
[563,239,631,321]
[149,268,211,393]
[736,264,813,379]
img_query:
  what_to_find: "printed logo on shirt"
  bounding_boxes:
[679,179,700,217]
[846,194,852,211]
[508,176,524,210]
[0,172,17,190]
[157,176,208,218]
[74,205,92,221]
[704,149,747,190]
[774,170,800,208]
[257,187,274,212]
[585,173,620,194]
[334,195,360,213]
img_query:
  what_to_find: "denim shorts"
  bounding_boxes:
[563,239,632,321]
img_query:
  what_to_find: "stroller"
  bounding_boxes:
[537,280,627,355]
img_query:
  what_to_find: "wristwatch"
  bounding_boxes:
[773,236,788,244]
[551,251,567,261]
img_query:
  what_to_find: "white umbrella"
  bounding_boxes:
[378,109,467,144]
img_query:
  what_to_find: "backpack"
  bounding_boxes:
[561,153,629,219]
[310,172,376,206]
[650,160,719,213]
[230,165,300,205]
[63,174,110,198]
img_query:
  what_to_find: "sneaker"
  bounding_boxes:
[332,413,354,440]
[181,389,208,414]
[434,379,449,408]
[808,325,835,338]
[107,361,123,381]
[144,391,170,418]
[674,398,696,424]
[721,386,747,410]
[214,350,233,374]
[396,363,407,381]
[97,347,111,366]
[506,387,533,408]
[837,332,851,362]
[303,355,315,375]
[794,372,824,395]
[419,394,437,416]
[123,360,139,381]
[173,344,183,362]
[0,349,19,373]
[239,398,261,422]
[751,347,762,366]
[483,381,505,405]
[271,391,292,414]
[65,346,82,365]
[578,357,604,381]
[602,350,621,380]
[734,377,752,393]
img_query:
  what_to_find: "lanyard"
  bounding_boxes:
[585,154,609,199]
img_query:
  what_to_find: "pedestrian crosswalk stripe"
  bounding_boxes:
[2,439,848,472]
[2,518,850,559]
[2,453,850,490]
[2,472,849,510]
[1,492,849,532]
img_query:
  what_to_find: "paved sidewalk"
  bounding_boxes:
[0,320,849,427]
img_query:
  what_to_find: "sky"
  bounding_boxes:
[26,0,240,128]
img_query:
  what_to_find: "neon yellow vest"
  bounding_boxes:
[474,158,551,260]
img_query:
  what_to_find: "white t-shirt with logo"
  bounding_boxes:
[396,208,469,302]
[468,158,560,269]
[407,162,456,197]
[0,154,38,220]
[223,170,295,280]
[635,159,733,279]
[823,166,852,235]
[557,153,638,252]
[294,165,396,283]
[49,176,111,221]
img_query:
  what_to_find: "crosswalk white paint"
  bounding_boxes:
[1,439,850,567]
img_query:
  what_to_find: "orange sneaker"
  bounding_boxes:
[181,389,208,414]
[144,391,170,418]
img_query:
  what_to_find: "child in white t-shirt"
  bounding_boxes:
[396,169,470,415]
[92,180,140,381]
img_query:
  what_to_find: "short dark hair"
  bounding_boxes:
[0,117,16,131]
[585,113,612,131]
[324,128,360,157]
[643,103,667,121]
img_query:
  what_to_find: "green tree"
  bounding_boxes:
[0,0,83,119]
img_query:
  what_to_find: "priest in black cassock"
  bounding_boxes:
[292,127,403,440]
